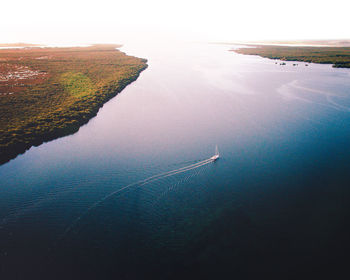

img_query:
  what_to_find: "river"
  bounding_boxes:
[1,42,350,279]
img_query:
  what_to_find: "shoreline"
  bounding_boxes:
[233,45,350,68]
[0,45,148,165]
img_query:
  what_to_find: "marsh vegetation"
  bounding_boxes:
[0,45,147,164]
[234,45,350,68]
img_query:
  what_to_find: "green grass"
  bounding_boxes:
[60,72,95,97]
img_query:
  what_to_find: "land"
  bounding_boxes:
[0,43,42,48]
[258,39,350,47]
[0,44,147,165]
[225,39,350,47]
[234,45,350,68]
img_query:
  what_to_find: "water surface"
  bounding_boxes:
[1,43,350,279]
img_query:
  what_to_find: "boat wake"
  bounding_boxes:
[60,155,219,240]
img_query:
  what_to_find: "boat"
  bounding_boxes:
[210,145,220,161]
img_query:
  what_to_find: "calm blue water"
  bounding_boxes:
[1,43,350,279]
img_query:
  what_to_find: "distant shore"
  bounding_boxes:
[0,43,42,48]
[0,45,147,165]
[233,45,350,68]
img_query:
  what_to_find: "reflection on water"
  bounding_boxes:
[1,43,350,279]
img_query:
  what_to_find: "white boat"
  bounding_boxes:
[210,145,220,161]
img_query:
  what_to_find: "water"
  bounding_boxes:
[1,43,350,279]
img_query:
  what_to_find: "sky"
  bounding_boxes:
[2,0,349,45]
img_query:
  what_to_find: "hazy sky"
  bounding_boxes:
[3,0,349,44]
